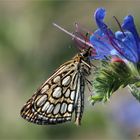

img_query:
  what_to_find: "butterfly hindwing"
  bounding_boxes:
[21,59,82,125]
[20,51,91,125]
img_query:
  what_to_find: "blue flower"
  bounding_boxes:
[90,8,140,63]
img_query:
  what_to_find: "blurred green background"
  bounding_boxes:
[1,0,140,140]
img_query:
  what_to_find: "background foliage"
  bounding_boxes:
[1,1,140,140]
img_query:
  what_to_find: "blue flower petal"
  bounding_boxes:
[122,15,140,62]
[122,15,140,45]
[90,29,116,59]
[94,8,108,32]
[115,31,139,62]
[90,8,140,63]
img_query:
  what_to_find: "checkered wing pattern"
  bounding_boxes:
[20,54,91,125]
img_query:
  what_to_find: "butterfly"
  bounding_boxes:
[20,47,93,126]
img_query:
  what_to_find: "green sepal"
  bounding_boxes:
[128,81,140,102]
[91,60,139,105]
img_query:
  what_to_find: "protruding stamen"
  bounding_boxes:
[75,22,93,35]
[75,22,79,32]
[74,23,90,49]
[53,23,93,48]
[113,16,126,37]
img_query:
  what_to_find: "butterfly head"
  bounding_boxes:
[78,47,93,62]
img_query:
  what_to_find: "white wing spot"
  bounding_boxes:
[42,101,50,112]
[47,104,54,114]
[41,85,49,93]
[42,116,48,121]
[68,104,73,112]
[53,103,61,115]
[58,118,63,121]
[52,87,62,98]
[60,103,67,114]
[66,117,71,121]
[64,88,70,98]
[37,95,47,106]
[38,114,43,119]
[70,91,75,100]
[62,76,71,86]
[53,76,61,83]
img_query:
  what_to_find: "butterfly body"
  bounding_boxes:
[20,49,92,125]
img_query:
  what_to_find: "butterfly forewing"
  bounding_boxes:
[20,52,91,125]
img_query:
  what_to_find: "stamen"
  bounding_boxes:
[73,36,85,50]
[106,30,124,55]
[53,23,93,48]
[75,22,79,33]
[73,32,89,50]
[76,32,90,49]
[93,32,110,44]
[106,29,137,62]
[75,22,93,35]
[74,22,90,45]
[74,30,89,43]
[113,16,126,37]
